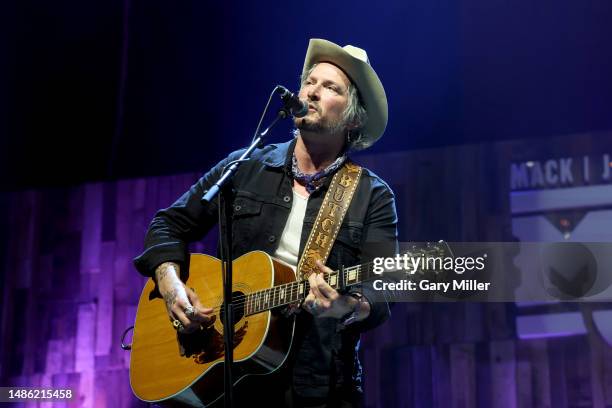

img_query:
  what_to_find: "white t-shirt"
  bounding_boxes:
[273,189,308,269]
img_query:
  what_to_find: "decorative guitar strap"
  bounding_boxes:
[297,161,363,279]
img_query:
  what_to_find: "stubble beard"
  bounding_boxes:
[294,111,346,139]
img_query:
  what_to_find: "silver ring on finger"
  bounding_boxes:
[184,305,196,318]
[172,319,184,331]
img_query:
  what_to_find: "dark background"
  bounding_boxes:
[2,0,612,191]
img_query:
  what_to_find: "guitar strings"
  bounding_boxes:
[202,267,366,312]
[200,265,369,315]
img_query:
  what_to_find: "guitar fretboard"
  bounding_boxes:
[242,244,447,316]
[244,262,377,316]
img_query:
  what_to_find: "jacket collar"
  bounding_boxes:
[261,138,297,170]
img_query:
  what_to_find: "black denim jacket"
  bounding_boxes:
[134,138,398,398]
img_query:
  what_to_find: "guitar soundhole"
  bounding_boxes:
[178,291,248,364]
[219,291,246,325]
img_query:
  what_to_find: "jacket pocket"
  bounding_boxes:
[232,191,263,217]
[231,191,264,252]
[328,222,363,269]
[335,222,363,248]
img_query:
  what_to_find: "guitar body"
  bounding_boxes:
[130,251,297,407]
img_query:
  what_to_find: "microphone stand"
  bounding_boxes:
[201,106,290,408]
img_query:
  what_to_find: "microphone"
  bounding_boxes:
[276,85,308,118]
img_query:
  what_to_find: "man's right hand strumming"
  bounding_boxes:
[155,262,214,333]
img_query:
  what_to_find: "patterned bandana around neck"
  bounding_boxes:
[291,153,348,194]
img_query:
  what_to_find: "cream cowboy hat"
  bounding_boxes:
[302,38,388,148]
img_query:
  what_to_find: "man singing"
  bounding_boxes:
[134,38,398,407]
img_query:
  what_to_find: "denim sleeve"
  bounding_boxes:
[133,149,245,277]
[349,183,399,332]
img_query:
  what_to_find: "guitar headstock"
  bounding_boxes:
[400,240,455,275]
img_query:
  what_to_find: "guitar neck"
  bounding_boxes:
[244,260,378,316]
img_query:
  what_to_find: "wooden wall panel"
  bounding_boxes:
[80,183,103,275]
[450,343,476,408]
[95,242,115,357]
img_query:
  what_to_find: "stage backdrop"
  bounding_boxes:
[1,132,612,407]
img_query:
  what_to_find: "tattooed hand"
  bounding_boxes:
[155,262,214,333]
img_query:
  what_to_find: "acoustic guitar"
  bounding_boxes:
[129,245,447,407]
